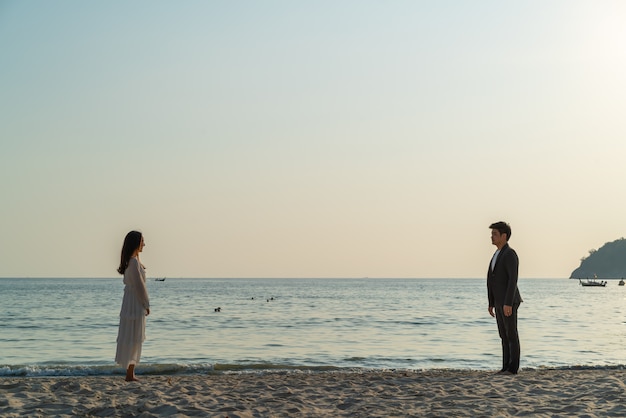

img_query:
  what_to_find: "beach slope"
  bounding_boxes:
[2,369,626,417]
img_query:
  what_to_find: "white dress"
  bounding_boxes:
[115,257,150,369]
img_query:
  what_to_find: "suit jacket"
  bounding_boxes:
[487,243,522,307]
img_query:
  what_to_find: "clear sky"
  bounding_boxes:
[1,1,626,278]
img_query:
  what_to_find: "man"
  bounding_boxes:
[487,221,523,375]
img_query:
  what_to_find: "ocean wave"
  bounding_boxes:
[0,364,120,377]
[0,362,348,377]
[0,363,212,377]
[1,362,625,378]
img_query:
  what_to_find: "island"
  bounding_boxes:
[570,238,626,279]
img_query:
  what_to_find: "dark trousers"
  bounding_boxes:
[495,304,520,373]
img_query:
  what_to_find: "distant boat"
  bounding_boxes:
[578,278,607,287]
[155,277,166,282]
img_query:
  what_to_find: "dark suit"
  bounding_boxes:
[487,243,522,373]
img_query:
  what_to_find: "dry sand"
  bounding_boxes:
[2,369,626,417]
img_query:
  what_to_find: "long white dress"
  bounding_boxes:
[115,257,150,369]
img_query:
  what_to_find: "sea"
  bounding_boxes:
[1,278,625,377]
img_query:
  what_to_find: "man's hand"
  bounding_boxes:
[503,305,512,317]
[488,306,495,317]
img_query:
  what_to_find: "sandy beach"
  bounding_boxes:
[2,369,626,417]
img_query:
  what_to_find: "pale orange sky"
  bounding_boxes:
[1,1,626,278]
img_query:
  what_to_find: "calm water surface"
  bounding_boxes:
[1,278,625,376]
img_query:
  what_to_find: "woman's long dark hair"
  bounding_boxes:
[117,231,143,274]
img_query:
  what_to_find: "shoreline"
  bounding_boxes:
[2,369,626,417]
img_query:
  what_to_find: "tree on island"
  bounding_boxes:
[570,238,626,279]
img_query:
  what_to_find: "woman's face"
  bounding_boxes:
[138,236,145,253]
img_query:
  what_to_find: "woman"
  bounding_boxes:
[115,230,150,382]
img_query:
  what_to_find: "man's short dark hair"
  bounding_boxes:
[490,221,511,241]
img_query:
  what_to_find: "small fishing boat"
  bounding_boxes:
[578,278,607,287]
[155,277,166,282]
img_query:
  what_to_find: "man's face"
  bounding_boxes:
[491,229,507,248]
